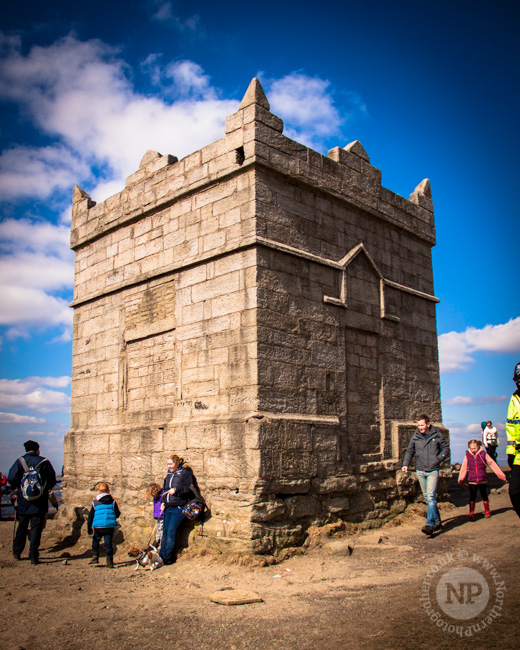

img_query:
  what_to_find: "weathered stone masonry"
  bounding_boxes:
[63,78,448,552]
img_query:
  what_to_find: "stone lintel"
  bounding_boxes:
[124,316,176,343]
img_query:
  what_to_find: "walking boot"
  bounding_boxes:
[467,501,475,521]
[88,555,99,565]
[106,556,114,569]
[483,500,491,518]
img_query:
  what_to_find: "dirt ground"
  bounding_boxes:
[1,476,519,650]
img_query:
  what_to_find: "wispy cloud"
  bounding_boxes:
[439,317,520,373]
[446,421,487,437]
[0,412,46,424]
[444,396,473,406]
[150,0,174,22]
[444,394,509,406]
[0,145,90,202]
[149,1,199,30]
[0,377,71,413]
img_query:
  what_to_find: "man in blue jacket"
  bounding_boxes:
[402,415,450,537]
[7,440,57,564]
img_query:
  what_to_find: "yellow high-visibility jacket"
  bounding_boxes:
[506,391,520,464]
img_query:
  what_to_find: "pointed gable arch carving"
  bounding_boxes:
[323,242,439,322]
[324,243,390,320]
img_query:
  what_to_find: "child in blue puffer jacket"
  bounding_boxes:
[87,482,121,568]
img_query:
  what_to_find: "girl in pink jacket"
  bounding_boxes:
[459,439,507,519]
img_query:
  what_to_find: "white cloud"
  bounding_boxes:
[0,218,73,337]
[442,420,478,439]
[466,423,485,434]
[439,317,520,373]
[264,72,344,149]
[444,396,474,406]
[444,394,509,406]
[0,35,236,339]
[0,252,72,290]
[0,34,236,204]
[0,377,71,413]
[0,389,70,413]
[0,412,46,423]
[0,145,89,202]
[1,287,72,332]
[164,60,215,99]
[0,376,70,393]
[28,376,71,389]
[445,418,510,464]
[0,218,70,253]
[0,34,354,341]
[444,420,483,464]
[0,35,351,202]
[49,329,73,344]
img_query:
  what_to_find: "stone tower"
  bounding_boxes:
[64,78,448,552]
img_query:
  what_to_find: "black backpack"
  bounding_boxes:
[18,456,48,501]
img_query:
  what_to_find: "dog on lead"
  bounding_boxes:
[128,545,163,571]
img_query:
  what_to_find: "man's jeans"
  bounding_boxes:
[417,470,440,528]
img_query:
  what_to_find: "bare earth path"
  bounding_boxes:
[1,483,518,650]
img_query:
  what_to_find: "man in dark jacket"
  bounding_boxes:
[7,440,57,564]
[402,415,449,537]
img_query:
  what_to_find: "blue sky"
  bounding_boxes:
[0,0,518,473]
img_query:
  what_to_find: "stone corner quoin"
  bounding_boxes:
[62,77,447,553]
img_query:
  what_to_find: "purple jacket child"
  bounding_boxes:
[153,491,164,520]
[148,484,164,548]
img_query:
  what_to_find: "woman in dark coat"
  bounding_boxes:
[158,454,195,565]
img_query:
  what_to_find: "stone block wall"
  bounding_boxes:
[61,78,448,552]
